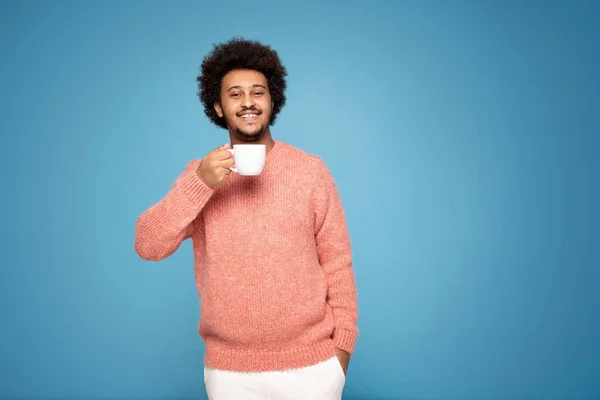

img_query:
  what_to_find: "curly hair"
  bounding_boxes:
[197,37,288,129]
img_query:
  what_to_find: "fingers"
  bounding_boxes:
[208,143,230,155]
[212,143,233,161]
[198,144,235,188]
[206,143,233,161]
[216,150,234,161]
[218,157,235,169]
[203,143,234,178]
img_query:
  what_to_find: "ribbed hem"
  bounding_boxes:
[177,164,215,205]
[332,328,359,355]
[204,339,337,372]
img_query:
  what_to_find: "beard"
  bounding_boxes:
[233,123,265,141]
[223,105,270,142]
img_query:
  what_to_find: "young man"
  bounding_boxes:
[134,37,359,399]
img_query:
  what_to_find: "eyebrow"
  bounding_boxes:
[227,84,267,92]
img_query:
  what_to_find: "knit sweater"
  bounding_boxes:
[134,140,359,372]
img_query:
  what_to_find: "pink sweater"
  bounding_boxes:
[134,140,359,372]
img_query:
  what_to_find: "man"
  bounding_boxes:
[134,37,359,399]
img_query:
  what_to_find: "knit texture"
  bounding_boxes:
[134,140,359,372]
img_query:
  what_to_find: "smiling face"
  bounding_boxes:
[214,69,274,142]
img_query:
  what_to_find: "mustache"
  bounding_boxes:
[236,106,262,116]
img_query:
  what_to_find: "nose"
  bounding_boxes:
[241,93,255,108]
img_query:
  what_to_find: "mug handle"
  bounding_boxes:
[227,149,237,173]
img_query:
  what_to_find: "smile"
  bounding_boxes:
[239,113,260,122]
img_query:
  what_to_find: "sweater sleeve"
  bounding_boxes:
[134,159,215,261]
[313,157,359,354]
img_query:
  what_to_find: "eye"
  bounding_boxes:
[230,93,240,98]
[253,91,264,96]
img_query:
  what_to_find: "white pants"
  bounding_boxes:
[204,356,346,400]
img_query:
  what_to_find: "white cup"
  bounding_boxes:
[227,144,266,176]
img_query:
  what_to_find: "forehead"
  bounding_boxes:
[221,69,268,89]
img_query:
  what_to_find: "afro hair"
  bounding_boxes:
[196,37,288,129]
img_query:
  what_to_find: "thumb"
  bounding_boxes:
[211,143,230,155]
[213,143,230,152]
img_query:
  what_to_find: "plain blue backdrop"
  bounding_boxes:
[1,1,598,399]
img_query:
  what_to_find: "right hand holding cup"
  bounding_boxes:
[196,143,235,189]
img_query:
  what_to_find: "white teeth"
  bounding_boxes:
[241,114,257,118]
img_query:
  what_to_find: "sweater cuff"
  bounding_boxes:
[332,327,359,355]
[177,164,215,205]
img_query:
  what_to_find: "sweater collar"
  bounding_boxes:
[265,139,284,165]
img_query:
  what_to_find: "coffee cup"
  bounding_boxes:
[227,144,266,176]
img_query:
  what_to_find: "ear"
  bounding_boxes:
[214,101,223,118]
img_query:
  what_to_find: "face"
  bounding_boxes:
[214,69,274,142]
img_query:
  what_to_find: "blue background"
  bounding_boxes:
[1,1,598,399]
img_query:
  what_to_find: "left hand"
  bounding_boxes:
[335,348,350,376]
